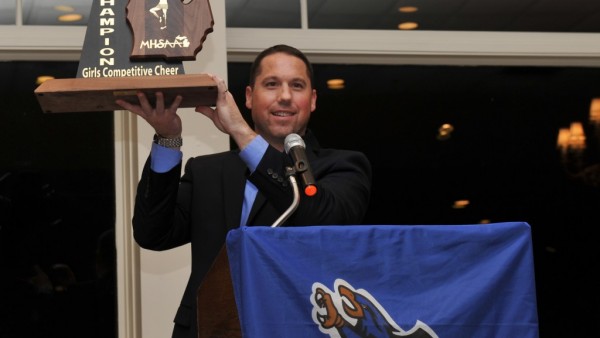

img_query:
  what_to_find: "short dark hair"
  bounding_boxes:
[248,44,314,88]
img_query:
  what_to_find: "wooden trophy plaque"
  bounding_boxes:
[35,0,216,113]
[35,74,216,113]
[127,0,214,61]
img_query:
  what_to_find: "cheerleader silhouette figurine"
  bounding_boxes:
[149,0,169,30]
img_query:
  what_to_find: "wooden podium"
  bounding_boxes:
[196,246,241,338]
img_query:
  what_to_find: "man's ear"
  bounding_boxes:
[245,86,253,109]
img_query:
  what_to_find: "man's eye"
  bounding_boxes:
[292,83,305,89]
[265,81,278,87]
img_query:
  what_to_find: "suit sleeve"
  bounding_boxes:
[132,156,192,250]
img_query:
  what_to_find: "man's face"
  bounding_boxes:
[245,52,317,148]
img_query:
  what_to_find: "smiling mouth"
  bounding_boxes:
[273,111,295,117]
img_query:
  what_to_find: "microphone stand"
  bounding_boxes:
[271,166,301,227]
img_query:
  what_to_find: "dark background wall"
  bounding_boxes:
[1,60,599,337]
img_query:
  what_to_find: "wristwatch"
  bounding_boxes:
[153,133,183,148]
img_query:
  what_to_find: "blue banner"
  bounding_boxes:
[227,222,539,338]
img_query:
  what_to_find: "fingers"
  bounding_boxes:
[154,92,165,112]
[115,99,136,113]
[195,105,210,115]
[115,91,182,138]
[206,73,229,99]
[196,73,228,120]
[195,106,215,121]
[115,91,172,114]
[150,91,182,114]
[115,92,153,118]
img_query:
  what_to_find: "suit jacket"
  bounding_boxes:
[132,131,372,338]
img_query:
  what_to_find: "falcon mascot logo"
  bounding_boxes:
[311,279,438,338]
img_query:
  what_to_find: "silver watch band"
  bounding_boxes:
[153,133,183,148]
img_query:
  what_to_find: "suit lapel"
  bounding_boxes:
[246,191,266,226]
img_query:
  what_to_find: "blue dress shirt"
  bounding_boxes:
[150,136,268,226]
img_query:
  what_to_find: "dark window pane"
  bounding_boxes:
[306,0,600,32]
[22,0,92,26]
[0,61,116,338]
[0,2,16,25]
[227,62,600,337]
[226,0,301,28]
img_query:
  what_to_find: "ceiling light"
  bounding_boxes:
[437,123,454,140]
[398,6,418,13]
[556,128,570,150]
[327,79,345,90]
[557,121,586,153]
[398,22,418,30]
[54,5,75,12]
[452,200,470,209]
[590,98,600,123]
[58,13,83,22]
[569,122,586,149]
[36,76,55,85]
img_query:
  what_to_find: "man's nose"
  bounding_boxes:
[278,84,292,101]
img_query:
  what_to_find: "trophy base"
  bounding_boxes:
[34,74,217,113]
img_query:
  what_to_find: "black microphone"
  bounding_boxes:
[284,133,317,196]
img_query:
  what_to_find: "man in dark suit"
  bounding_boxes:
[116,44,372,338]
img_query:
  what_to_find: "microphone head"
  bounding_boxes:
[284,133,305,154]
